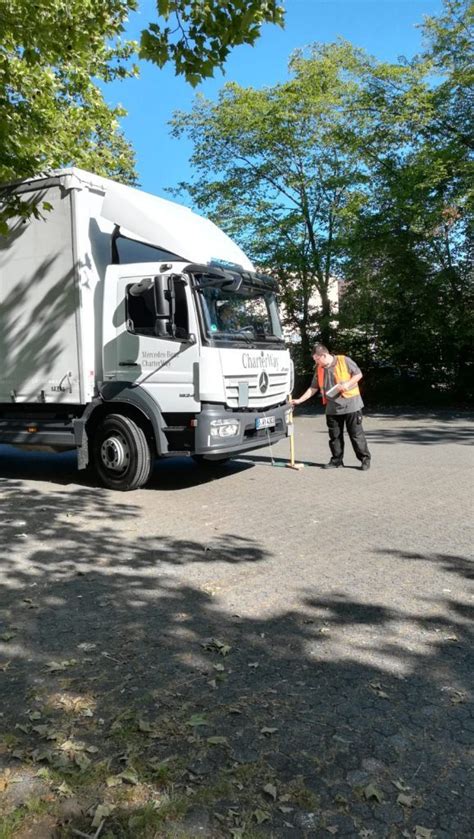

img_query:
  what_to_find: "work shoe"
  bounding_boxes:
[323,460,343,469]
[360,459,371,471]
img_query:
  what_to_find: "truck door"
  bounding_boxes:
[102,266,200,413]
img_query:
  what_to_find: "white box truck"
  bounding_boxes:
[0,169,294,489]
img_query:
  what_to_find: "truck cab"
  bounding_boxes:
[0,169,293,490]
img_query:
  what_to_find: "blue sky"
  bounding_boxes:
[104,0,443,199]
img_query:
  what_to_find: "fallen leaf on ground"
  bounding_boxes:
[397,793,415,807]
[369,681,389,699]
[74,753,91,770]
[56,781,73,796]
[363,784,384,803]
[262,783,277,800]
[253,809,271,824]
[202,639,232,656]
[392,779,411,792]
[414,828,433,839]
[118,767,139,784]
[45,660,77,673]
[186,714,208,728]
[92,803,115,828]
[207,736,228,746]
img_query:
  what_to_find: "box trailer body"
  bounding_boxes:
[0,169,293,489]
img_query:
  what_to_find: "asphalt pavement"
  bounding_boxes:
[0,410,473,838]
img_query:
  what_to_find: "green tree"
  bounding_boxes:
[338,0,473,399]
[0,0,140,231]
[140,0,285,86]
[170,41,376,354]
[0,0,285,230]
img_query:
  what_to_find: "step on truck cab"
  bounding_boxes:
[0,169,294,489]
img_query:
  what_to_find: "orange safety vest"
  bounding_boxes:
[317,355,360,405]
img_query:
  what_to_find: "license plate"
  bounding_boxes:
[256,416,275,430]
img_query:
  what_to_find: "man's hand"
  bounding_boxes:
[290,398,299,407]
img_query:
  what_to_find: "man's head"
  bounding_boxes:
[312,343,333,367]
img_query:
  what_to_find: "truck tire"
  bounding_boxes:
[93,414,153,490]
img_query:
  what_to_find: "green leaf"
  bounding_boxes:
[414,828,433,839]
[262,782,277,800]
[74,753,91,770]
[363,784,384,803]
[92,803,115,828]
[118,767,139,785]
[397,793,415,807]
[186,714,208,727]
[253,809,271,824]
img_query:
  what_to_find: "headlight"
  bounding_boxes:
[210,418,240,438]
[289,358,295,392]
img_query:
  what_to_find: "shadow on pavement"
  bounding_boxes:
[364,423,473,445]
[378,548,474,581]
[0,482,472,837]
[0,446,254,492]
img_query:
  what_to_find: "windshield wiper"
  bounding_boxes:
[232,327,256,339]
[210,330,254,343]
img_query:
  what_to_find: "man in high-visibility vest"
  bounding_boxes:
[291,343,371,470]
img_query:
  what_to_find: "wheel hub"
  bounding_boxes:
[100,434,130,472]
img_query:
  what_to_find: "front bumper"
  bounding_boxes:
[194,402,290,457]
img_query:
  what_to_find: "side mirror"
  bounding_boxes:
[166,275,190,340]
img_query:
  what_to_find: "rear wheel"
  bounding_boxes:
[93,414,153,490]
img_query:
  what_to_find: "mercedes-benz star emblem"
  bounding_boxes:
[258,371,269,393]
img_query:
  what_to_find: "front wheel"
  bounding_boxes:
[93,414,153,490]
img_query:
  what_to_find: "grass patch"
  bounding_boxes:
[0,809,26,839]
[285,775,319,810]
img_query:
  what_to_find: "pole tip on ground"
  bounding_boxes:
[286,463,304,470]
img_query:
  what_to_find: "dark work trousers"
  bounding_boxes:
[326,411,371,464]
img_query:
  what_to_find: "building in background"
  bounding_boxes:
[279,275,340,344]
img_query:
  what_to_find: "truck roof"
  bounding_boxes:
[5,167,255,272]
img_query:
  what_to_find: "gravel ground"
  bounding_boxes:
[0,410,473,838]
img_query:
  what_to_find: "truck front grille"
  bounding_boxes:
[223,372,288,409]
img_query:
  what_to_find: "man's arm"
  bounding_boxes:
[337,371,362,393]
[291,385,319,406]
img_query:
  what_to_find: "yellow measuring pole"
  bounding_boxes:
[286,404,304,471]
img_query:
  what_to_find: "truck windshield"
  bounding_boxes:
[199,285,284,343]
